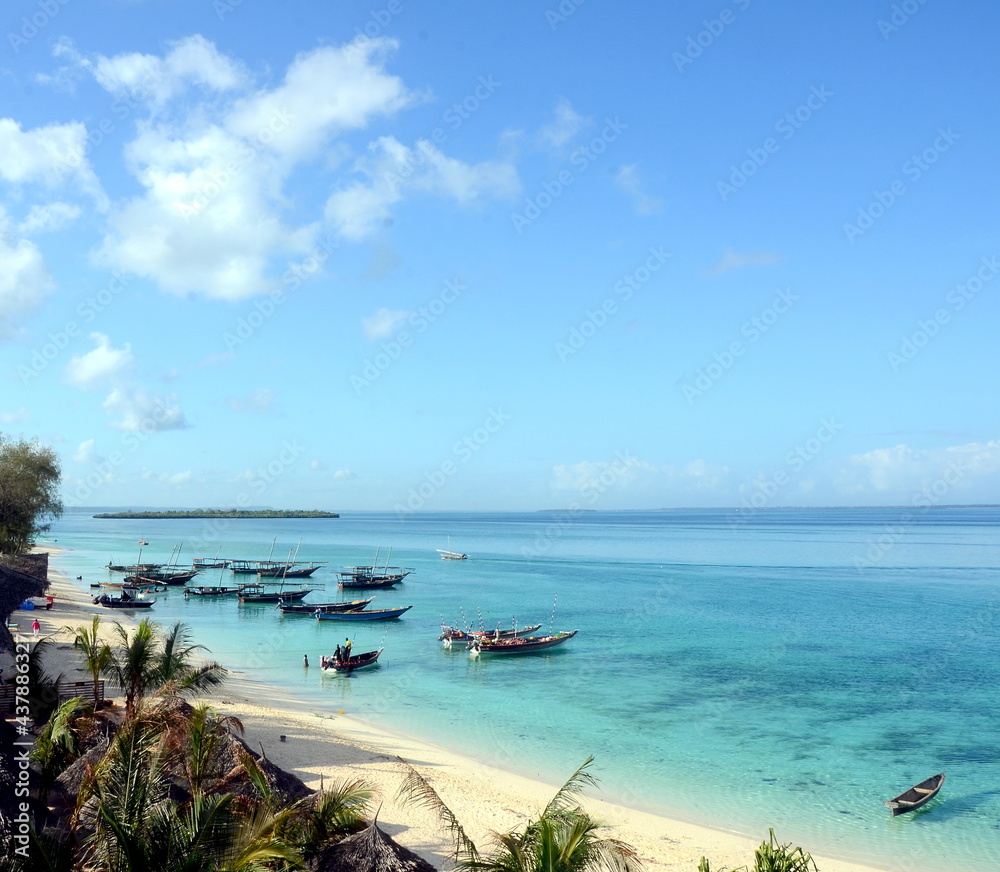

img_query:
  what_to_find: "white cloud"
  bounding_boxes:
[333,468,354,480]
[0,118,106,206]
[74,439,99,463]
[227,388,275,413]
[613,164,660,215]
[160,470,193,485]
[66,333,134,389]
[362,307,411,340]
[538,98,587,149]
[309,460,329,471]
[102,387,188,432]
[551,454,730,505]
[703,250,782,278]
[18,202,82,233]
[326,135,518,241]
[0,407,29,425]
[0,210,54,338]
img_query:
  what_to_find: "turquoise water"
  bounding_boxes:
[47,507,1000,871]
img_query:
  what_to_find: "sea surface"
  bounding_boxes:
[44,506,1000,872]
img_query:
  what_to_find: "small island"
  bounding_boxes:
[93,509,339,519]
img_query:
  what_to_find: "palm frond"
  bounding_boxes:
[539,755,597,821]
[396,756,480,863]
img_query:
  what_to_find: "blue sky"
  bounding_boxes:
[2,0,998,512]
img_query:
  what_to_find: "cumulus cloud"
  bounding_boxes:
[333,468,354,480]
[74,439,100,463]
[613,164,660,215]
[66,333,134,388]
[18,202,82,233]
[538,98,588,149]
[102,387,189,432]
[0,212,53,338]
[362,307,411,340]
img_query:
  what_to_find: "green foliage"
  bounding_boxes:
[0,435,62,554]
[697,829,817,872]
[67,615,111,708]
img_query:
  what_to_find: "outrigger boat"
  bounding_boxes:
[470,630,578,655]
[277,598,373,615]
[315,605,412,622]
[185,585,241,597]
[439,623,542,644]
[320,648,382,673]
[884,773,945,815]
[238,584,314,603]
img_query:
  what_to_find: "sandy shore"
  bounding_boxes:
[27,555,890,872]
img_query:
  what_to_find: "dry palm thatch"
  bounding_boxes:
[308,819,437,872]
[212,733,314,802]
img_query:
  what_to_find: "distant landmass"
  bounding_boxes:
[93,509,340,519]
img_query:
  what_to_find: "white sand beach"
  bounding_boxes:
[25,559,891,872]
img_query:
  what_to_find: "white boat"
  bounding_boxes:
[437,537,468,560]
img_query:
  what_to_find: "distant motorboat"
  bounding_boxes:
[437,549,468,560]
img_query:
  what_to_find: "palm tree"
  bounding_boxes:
[66,615,111,707]
[101,619,227,718]
[30,695,93,809]
[399,756,642,872]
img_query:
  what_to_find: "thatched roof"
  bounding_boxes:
[213,733,314,802]
[0,561,46,651]
[308,820,438,872]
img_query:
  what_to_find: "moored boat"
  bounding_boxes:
[256,563,324,578]
[185,585,241,597]
[884,773,945,815]
[470,630,578,655]
[237,584,314,603]
[278,598,373,615]
[320,648,382,673]
[94,593,155,609]
[439,623,542,643]
[315,605,412,622]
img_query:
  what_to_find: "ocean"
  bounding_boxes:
[45,506,1000,871]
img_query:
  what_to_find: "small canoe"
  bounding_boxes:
[884,773,945,815]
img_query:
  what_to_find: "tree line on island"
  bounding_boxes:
[92,509,340,520]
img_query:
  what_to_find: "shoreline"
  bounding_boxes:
[30,550,892,872]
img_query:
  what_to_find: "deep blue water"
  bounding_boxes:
[45,507,1000,871]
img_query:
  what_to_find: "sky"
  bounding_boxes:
[1,0,999,513]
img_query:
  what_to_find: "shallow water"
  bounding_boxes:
[47,506,1000,871]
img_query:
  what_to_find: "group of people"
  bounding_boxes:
[319,637,352,669]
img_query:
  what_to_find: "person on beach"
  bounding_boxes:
[32,618,40,637]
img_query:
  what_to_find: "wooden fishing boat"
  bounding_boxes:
[438,549,468,560]
[185,585,241,597]
[470,630,578,655]
[315,605,412,622]
[238,585,314,603]
[192,557,230,569]
[107,562,162,574]
[439,623,542,643]
[123,583,167,595]
[320,648,382,673]
[94,593,155,609]
[884,773,945,815]
[126,569,199,585]
[278,598,373,615]
[337,575,405,590]
[256,563,323,578]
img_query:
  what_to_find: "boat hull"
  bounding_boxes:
[320,649,382,672]
[278,598,372,614]
[316,606,412,621]
[471,630,578,654]
[884,773,945,815]
[238,587,314,603]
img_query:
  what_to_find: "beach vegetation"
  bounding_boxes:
[30,696,94,807]
[399,755,642,872]
[697,829,818,872]
[66,615,111,709]
[0,434,62,555]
